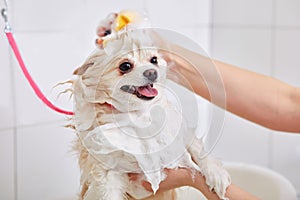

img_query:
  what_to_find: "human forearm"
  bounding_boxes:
[134,168,260,200]
[167,44,300,132]
[214,59,300,132]
[191,172,260,200]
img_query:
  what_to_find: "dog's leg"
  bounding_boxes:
[101,170,129,200]
[188,138,231,200]
[83,169,128,200]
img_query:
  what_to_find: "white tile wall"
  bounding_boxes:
[145,0,198,30]
[11,0,86,32]
[0,19,14,130]
[196,0,212,25]
[211,0,300,195]
[12,32,87,126]
[211,28,272,75]
[212,112,270,166]
[275,0,300,27]
[212,0,273,26]
[17,123,79,200]
[1,2,16,199]
[0,130,15,200]
[86,0,145,19]
[273,30,300,86]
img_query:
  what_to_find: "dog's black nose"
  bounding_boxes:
[143,69,158,82]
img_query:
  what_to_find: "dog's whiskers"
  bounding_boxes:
[52,79,74,88]
[56,88,74,100]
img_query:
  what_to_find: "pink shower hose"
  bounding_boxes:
[5,31,74,115]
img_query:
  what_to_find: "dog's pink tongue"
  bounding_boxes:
[137,85,158,97]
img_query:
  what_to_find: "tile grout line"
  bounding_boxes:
[0,118,67,132]
[267,0,276,170]
[211,24,300,30]
[8,33,18,200]
[209,0,215,56]
[9,0,18,198]
[269,0,276,77]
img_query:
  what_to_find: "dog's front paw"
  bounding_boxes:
[199,157,231,200]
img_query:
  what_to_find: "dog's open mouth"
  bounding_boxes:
[120,84,158,100]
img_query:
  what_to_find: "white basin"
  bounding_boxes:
[224,162,297,200]
[177,162,298,200]
[58,163,298,200]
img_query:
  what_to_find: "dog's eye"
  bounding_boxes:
[104,29,111,36]
[150,56,158,64]
[119,62,133,73]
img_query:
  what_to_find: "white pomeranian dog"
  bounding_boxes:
[71,11,230,200]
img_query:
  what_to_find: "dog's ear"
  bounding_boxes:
[73,63,94,75]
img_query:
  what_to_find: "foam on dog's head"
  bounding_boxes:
[96,10,151,49]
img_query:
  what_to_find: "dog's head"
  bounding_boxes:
[74,30,168,112]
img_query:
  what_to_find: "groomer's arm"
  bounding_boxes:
[165,44,300,133]
[192,171,260,200]
[131,168,260,200]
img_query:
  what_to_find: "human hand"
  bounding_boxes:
[128,168,231,200]
[128,167,261,200]
[128,168,194,193]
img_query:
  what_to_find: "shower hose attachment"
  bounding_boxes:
[1,5,74,115]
